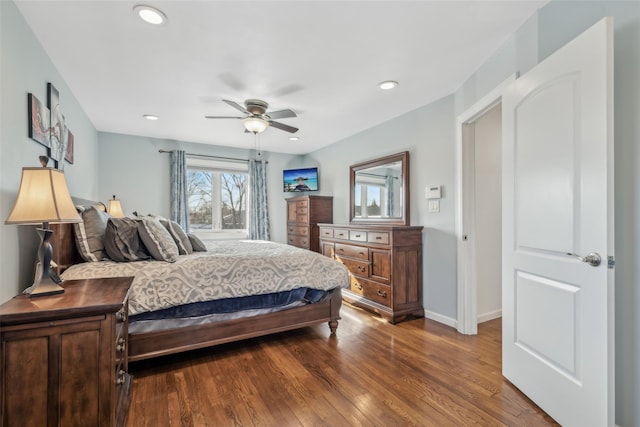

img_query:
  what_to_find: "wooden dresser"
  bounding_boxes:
[286,195,333,253]
[0,277,133,427]
[319,224,424,323]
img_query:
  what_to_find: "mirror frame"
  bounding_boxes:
[349,151,410,226]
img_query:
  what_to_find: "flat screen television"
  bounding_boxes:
[283,167,319,192]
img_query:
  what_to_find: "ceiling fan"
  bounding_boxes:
[205,99,298,134]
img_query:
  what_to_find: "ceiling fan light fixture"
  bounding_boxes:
[134,5,167,25]
[379,80,399,90]
[244,117,269,134]
[143,114,159,121]
[289,137,299,141]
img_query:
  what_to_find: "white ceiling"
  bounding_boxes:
[15,0,548,155]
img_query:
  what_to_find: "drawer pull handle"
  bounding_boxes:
[354,283,363,291]
[355,234,361,238]
[116,310,126,322]
[359,252,365,256]
[357,266,366,272]
[375,236,382,240]
[338,248,345,252]
[116,338,126,353]
[377,289,387,298]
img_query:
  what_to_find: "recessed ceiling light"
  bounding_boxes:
[289,137,300,141]
[143,114,159,121]
[134,5,167,25]
[379,80,399,90]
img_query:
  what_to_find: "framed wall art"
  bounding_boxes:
[28,93,51,148]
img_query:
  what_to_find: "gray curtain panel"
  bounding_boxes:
[248,159,270,240]
[386,175,395,217]
[170,150,190,232]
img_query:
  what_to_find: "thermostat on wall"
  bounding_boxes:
[426,186,441,199]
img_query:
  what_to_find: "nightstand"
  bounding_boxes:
[0,277,133,427]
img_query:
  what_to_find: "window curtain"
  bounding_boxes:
[385,175,395,217]
[170,150,189,232]
[248,159,270,240]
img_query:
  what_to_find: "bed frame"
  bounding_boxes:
[50,222,342,362]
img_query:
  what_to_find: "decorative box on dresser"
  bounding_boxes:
[286,195,333,253]
[319,224,424,323]
[0,277,133,427]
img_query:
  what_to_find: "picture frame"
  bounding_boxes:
[27,93,51,148]
[65,130,74,164]
[47,82,65,164]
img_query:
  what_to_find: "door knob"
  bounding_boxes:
[566,252,601,267]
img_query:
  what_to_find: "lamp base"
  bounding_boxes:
[23,277,65,297]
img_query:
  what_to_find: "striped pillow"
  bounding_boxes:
[73,206,110,262]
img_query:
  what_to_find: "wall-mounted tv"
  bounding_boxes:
[283,167,319,192]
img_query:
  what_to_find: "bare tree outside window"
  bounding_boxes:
[188,169,247,231]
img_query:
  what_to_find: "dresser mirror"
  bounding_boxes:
[349,151,409,226]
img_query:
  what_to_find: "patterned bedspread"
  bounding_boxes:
[61,240,348,316]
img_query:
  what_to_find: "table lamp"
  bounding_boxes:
[4,158,81,296]
[107,195,125,218]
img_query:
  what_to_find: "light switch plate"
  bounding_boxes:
[429,200,440,213]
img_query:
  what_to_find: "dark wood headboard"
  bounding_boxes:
[50,197,102,273]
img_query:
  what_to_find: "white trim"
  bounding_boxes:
[477,309,502,324]
[424,310,457,329]
[455,74,516,335]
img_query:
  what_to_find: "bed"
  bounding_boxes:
[50,209,348,362]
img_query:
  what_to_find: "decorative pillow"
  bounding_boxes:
[104,218,150,262]
[138,217,180,262]
[73,206,110,262]
[159,219,193,255]
[188,233,208,252]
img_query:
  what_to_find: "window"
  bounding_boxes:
[187,157,248,239]
[354,178,386,218]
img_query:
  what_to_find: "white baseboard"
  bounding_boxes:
[424,310,457,328]
[477,309,502,324]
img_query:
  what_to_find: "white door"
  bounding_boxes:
[502,17,614,427]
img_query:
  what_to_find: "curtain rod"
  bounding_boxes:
[158,149,267,164]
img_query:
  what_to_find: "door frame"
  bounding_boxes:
[455,74,515,335]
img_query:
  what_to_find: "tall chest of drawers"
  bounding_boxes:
[0,277,133,427]
[286,195,333,253]
[319,224,424,323]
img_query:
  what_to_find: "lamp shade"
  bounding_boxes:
[107,197,125,218]
[243,116,269,134]
[5,167,81,224]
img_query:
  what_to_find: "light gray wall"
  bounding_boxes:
[97,132,302,244]
[306,95,458,320]
[0,1,100,302]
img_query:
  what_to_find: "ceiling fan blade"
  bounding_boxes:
[222,99,249,114]
[204,115,244,119]
[269,120,299,133]
[267,109,297,120]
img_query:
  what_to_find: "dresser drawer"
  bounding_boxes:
[368,231,390,245]
[288,235,310,249]
[333,229,349,240]
[349,230,367,242]
[287,225,309,236]
[320,227,334,238]
[349,276,392,307]
[334,243,368,260]
[340,257,370,277]
[295,200,308,210]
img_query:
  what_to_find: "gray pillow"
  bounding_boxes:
[73,206,110,262]
[160,219,193,255]
[138,217,180,262]
[104,218,150,262]
[188,233,208,252]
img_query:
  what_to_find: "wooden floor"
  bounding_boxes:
[126,304,559,426]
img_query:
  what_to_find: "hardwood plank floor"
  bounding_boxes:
[126,304,559,426]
